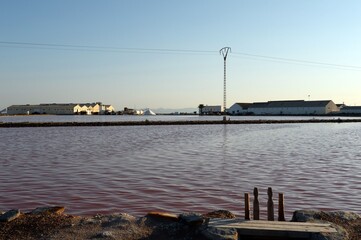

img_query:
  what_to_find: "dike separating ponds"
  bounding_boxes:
[1,118,361,128]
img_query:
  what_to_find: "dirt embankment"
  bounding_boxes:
[1,118,361,128]
[1,208,234,240]
[1,207,361,240]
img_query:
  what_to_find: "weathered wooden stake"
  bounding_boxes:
[267,187,274,221]
[244,193,250,220]
[253,187,260,220]
[278,193,285,221]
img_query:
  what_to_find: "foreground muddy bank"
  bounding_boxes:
[1,207,360,240]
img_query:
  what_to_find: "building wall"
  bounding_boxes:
[90,104,100,114]
[77,105,90,114]
[340,107,361,114]
[249,106,328,115]
[203,105,222,114]
[106,105,115,113]
[228,103,250,115]
[89,104,115,114]
[8,104,81,115]
[41,105,78,115]
[7,105,32,115]
[325,101,339,114]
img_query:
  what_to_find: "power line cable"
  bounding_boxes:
[0,41,216,54]
[230,54,361,71]
[0,44,217,56]
[1,40,361,70]
[232,51,361,70]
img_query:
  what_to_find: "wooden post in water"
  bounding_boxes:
[267,187,274,221]
[253,187,260,220]
[278,193,285,221]
[245,193,250,220]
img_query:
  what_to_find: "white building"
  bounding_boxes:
[228,103,252,115]
[7,102,115,115]
[247,100,339,115]
[339,106,361,115]
[202,105,222,115]
[7,104,81,115]
[86,102,115,115]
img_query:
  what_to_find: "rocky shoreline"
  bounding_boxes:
[1,206,360,240]
[1,118,361,128]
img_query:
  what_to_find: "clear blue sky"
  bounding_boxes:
[1,0,361,111]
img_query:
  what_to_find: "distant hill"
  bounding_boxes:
[153,107,198,114]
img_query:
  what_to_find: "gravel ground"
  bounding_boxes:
[315,212,361,240]
[0,212,151,240]
[1,210,360,240]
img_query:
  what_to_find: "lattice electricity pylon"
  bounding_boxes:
[220,47,231,117]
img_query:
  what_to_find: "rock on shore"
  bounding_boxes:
[0,207,360,240]
[292,210,361,240]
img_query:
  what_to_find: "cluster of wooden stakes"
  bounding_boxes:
[208,187,337,239]
[244,187,285,221]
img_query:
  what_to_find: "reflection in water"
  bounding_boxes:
[222,124,228,171]
[0,123,361,219]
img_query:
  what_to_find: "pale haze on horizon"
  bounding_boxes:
[1,0,361,111]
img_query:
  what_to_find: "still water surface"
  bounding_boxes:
[0,119,361,219]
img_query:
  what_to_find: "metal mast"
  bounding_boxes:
[220,47,231,120]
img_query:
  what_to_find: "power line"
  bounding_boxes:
[1,40,361,70]
[0,41,216,54]
[232,51,361,70]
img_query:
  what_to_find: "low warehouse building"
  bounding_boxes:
[7,102,115,115]
[202,105,222,115]
[339,106,361,115]
[228,103,252,115]
[248,100,339,115]
[7,104,81,115]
